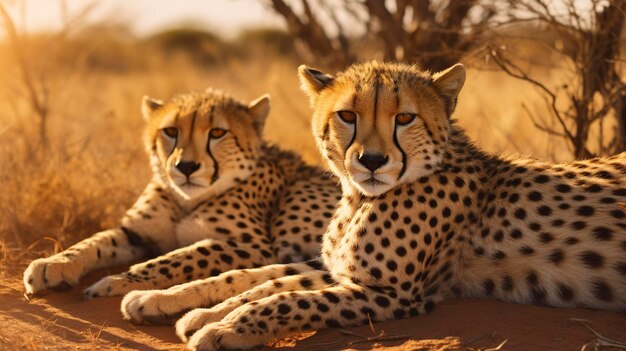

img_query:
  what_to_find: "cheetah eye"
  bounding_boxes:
[395,113,417,126]
[209,128,227,139]
[162,127,179,138]
[336,110,357,124]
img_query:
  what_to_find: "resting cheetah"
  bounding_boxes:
[23,88,340,299]
[122,62,625,351]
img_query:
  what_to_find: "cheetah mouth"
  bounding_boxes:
[363,177,386,186]
[179,181,203,188]
[350,174,396,197]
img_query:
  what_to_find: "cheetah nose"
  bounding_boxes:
[358,153,388,172]
[176,160,201,177]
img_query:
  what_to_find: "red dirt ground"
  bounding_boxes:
[1,262,624,351]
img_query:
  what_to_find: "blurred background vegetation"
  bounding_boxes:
[0,0,624,259]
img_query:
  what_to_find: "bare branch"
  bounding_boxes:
[489,47,576,143]
[268,0,487,70]
[522,103,567,138]
[364,0,404,60]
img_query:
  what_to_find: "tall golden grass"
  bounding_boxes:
[0,25,572,257]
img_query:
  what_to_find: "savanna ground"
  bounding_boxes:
[0,25,625,350]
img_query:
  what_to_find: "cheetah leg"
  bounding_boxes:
[183,284,424,351]
[24,181,178,296]
[23,227,152,296]
[84,238,277,298]
[175,269,334,339]
[121,258,326,325]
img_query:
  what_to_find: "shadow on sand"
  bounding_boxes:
[2,263,625,351]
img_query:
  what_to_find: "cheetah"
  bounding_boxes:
[23,88,340,299]
[127,62,625,351]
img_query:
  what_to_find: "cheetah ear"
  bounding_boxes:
[247,94,270,134]
[298,65,334,100]
[141,96,164,121]
[432,63,465,116]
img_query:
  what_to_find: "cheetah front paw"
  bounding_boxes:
[121,289,189,325]
[84,274,152,299]
[23,256,82,296]
[187,322,264,351]
[176,308,226,342]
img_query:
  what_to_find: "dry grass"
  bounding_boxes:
[0,26,575,257]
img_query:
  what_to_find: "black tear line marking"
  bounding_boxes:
[346,118,357,153]
[393,123,407,180]
[206,137,220,184]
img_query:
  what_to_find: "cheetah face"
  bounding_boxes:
[299,62,465,197]
[142,90,270,202]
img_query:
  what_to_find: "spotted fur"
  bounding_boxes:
[159,62,625,351]
[23,89,340,298]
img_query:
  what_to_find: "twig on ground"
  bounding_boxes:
[339,329,410,346]
[340,330,372,339]
[347,333,410,346]
[485,339,508,351]
[315,327,409,348]
[462,333,489,346]
[79,322,107,344]
[367,313,378,335]
[569,318,626,350]
[40,315,58,331]
[462,332,506,351]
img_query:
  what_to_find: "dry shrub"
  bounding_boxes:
[0,30,317,254]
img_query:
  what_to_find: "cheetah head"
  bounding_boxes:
[299,61,465,197]
[142,89,269,202]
